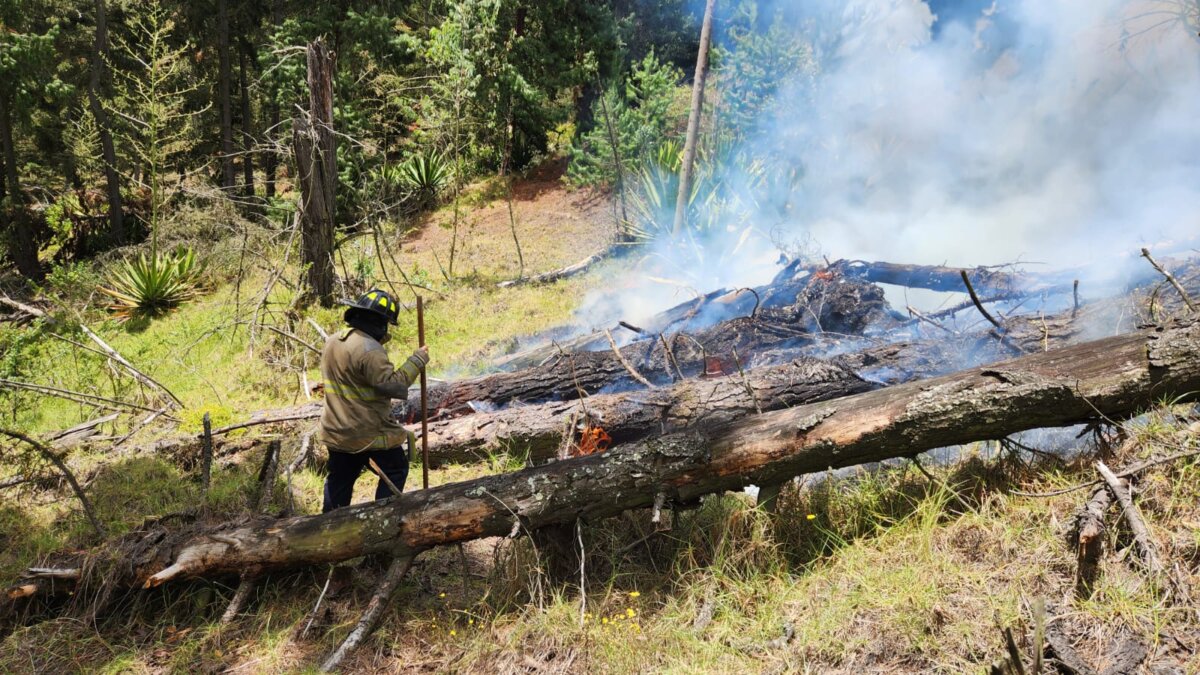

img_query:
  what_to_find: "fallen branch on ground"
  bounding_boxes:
[497,249,612,289]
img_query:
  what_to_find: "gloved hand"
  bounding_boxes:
[411,345,430,368]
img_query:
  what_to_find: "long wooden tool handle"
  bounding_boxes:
[417,296,430,490]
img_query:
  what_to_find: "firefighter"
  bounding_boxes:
[318,288,429,513]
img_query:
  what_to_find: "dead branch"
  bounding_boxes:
[603,329,657,389]
[1096,460,1195,609]
[1013,447,1200,498]
[306,317,329,340]
[78,325,184,408]
[48,413,120,445]
[1095,461,1163,574]
[1141,248,1196,313]
[112,409,168,447]
[262,324,321,355]
[207,412,322,438]
[0,429,105,537]
[0,294,48,318]
[1071,485,1111,599]
[319,555,416,672]
[497,249,610,288]
[961,270,1027,353]
[906,305,958,336]
[220,439,281,624]
[200,412,214,497]
[0,378,164,415]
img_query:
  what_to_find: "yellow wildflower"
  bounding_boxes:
[806,514,816,520]
[450,630,457,636]
[625,608,636,618]
[628,591,640,598]
[439,592,446,598]
[602,617,609,625]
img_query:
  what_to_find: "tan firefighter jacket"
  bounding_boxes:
[317,327,426,453]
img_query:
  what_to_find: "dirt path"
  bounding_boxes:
[405,158,617,282]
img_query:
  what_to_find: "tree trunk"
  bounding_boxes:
[217,0,236,190]
[671,0,716,236]
[264,101,278,199]
[0,90,42,280]
[294,39,337,307]
[88,0,124,245]
[38,321,1200,591]
[239,40,256,204]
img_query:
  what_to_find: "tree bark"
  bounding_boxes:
[217,0,236,190]
[38,321,1200,590]
[88,0,124,245]
[294,39,337,307]
[671,0,715,236]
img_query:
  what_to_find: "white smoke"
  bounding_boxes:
[775,0,1200,271]
[581,0,1200,329]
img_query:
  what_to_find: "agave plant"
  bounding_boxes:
[400,151,454,203]
[625,140,722,243]
[99,248,201,321]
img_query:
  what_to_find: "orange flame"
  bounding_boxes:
[576,425,612,456]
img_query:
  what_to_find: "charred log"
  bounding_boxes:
[421,357,875,466]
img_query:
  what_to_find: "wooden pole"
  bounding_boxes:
[417,296,430,490]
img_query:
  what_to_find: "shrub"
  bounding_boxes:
[98,248,201,321]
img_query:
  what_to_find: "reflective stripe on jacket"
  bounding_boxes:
[317,327,424,453]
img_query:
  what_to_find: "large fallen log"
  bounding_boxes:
[24,320,1198,592]
[422,357,876,465]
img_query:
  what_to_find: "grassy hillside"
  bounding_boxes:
[1,166,616,438]
[1,171,1198,673]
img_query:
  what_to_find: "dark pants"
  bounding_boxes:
[322,446,409,513]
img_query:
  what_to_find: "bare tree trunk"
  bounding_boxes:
[217,0,236,191]
[0,89,42,280]
[88,0,124,245]
[671,0,716,236]
[239,40,256,204]
[264,101,278,200]
[31,322,1200,593]
[293,40,337,306]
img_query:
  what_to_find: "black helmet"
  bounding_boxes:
[340,288,400,325]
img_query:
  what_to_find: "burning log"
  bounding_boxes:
[13,321,1200,598]
[828,260,1065,294]
[421,357,875,466]
[424,276,893,418]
